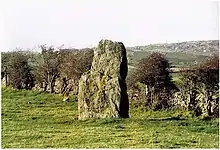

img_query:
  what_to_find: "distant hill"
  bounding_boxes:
[126,40,219,68]
[127,40,219,55]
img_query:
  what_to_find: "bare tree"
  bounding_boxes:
[32,45,61,93]
[59,48,94,95]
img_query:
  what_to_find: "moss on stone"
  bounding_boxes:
[78,39,129,120]
[89,81,95,91]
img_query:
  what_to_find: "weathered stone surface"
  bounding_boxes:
[172,90,219,117]
[1,77,7,86]
[78,39,129,120]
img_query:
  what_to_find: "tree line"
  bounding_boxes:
[1,47,219,117]
[1,46,93,96]
[127,52,219,117]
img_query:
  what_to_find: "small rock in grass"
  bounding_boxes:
[63,96,70,102]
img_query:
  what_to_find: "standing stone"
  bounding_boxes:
[78,39,129,120]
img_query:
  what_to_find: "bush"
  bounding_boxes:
[6,51,34,89]
[179,54,219,117]
[128,52,178,110]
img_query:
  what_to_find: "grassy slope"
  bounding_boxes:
[2,87,219,148]
[128,51,208,67]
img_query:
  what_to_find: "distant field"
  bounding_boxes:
[2,87,219,148]
[128,51,208,67]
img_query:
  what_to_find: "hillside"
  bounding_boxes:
[126,40,219,67]
[127,40,218,54]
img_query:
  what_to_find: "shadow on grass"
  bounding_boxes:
[56,116,185,126]
[147,116,185,121]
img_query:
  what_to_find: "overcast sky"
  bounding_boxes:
[0,0,219,51]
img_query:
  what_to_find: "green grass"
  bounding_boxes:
[2,87,219,148]
[128,51,208,67]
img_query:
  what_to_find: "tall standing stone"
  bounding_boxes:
[78,39,129,120]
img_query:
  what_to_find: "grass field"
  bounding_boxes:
[128,51,208,67]
[2,87,219,148]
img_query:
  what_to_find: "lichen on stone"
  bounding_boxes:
[78,39,129,120]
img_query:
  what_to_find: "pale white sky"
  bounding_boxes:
[0,0,219,51]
